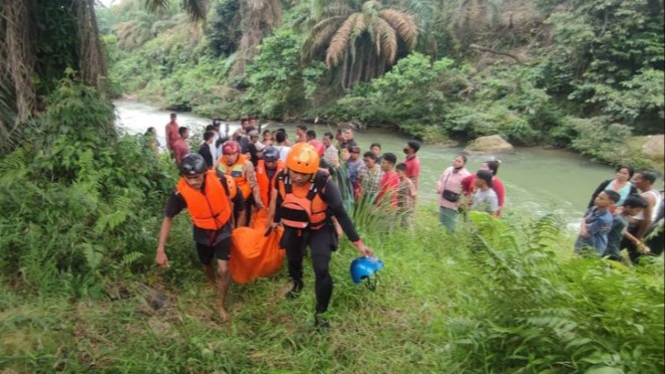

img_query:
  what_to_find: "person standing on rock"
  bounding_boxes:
[436,154,471,233]
[155,154,245,322]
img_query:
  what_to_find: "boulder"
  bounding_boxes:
[464,135,515,154]
[641,135,665,162]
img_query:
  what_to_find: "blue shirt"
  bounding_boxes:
[575,207,613,255]
[346,159,364,187]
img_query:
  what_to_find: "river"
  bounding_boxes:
[114,100,615,228]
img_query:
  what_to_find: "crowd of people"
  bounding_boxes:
[576,167,664,264]
[150,113,663,326]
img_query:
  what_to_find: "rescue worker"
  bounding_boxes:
[155,154,245,322]
[256,146,284,209]
[267,143,374,329]
[216,141,264,226]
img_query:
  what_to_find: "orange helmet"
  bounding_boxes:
[286,143,320,174]
[308,139,325,156]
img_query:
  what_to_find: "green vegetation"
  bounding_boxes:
[0,0,663,372]
[100,0,664,167]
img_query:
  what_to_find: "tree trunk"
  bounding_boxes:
[76,0,107,90]
[1,0,35,124]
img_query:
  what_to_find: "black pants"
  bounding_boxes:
[281,225,338,314]
[622,224,665,264]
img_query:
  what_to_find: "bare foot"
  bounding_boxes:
[219,307,229,323]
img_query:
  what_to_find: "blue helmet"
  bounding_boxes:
[263,146,280,162]
[350,257,384,290]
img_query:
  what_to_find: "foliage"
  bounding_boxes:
[0,77,181,296]
[102,0,663,167]
[538,0,665,133]
[243,29,325,119]
[206,0,242,57]
[445,212,664,372]
[303,0,418,88]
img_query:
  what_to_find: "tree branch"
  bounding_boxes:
[469,44,523,64]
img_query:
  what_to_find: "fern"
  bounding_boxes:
[121,251,144,267]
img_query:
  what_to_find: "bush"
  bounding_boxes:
[445,212,665,372]
[0,77,187,296]
[243,28,326,119]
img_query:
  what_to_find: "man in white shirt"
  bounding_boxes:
[274,131,291,162]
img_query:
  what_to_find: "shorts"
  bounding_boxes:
[196,237,231,265]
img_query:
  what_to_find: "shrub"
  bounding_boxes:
[243,28,325,119]
[0,77,188,296]
[445,212,665,372]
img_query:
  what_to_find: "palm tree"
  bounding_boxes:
[304,0,418,88]
[144,0,209,21]
[230,0,282,77]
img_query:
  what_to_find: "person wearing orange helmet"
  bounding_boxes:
[267,143,374,329]
[216,141,264,226]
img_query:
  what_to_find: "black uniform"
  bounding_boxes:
[274,172,360,314]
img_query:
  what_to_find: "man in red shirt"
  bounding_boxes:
[165,113,179,157]
[377,153,399,207]
[173,127,190,167]
[403,141,421,191]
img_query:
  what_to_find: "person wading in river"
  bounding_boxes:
[216,141,264,227]
[156,153,245,322]
[266,143,374,329]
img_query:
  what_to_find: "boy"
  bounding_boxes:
[604,194,648,261]
[403,140,421,191]
[396,163,417,228]
[471,170,499,216]
[377,153,399,207]
[575,190,620,256]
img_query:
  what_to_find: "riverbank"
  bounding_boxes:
[115,99,617,229]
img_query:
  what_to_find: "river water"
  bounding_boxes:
[114,100,614,228]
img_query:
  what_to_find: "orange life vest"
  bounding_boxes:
[256,159,284,207]
[277,171,328,230]
[218,154,251,199]
[176,170,232,230]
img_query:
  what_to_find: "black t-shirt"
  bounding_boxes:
[165,172,244,245]
[248,143,259,166]
[198,143,213,168]
[273,171,360,242]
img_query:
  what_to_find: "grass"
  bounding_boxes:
[0,211,479,373]
[0,209,662,373]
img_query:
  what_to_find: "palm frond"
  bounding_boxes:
[379,9,418,50]
[304,16,345,59]
[183,0,208,21]
[326,13,364,68]
[143,0,169,12]
[371,17,397,64]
